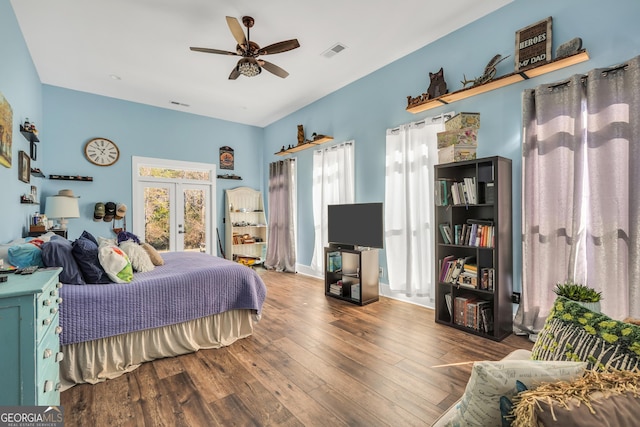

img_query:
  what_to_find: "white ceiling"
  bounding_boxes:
[11,0,511,127]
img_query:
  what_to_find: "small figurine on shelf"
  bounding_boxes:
[297,124,305,146]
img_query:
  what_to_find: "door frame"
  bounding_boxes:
[131,156,216,254]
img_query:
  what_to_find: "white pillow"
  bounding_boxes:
[98,236,117,247]
[98,245,133,283]
[119,241,154,272]
[446,359,586,427]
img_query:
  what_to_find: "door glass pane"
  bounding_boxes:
[144,187,170,251]
[139,166,210,181]
[183,188,206,252]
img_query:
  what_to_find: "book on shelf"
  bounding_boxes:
[327,251,342,272]
[444,293,452,317]
[439,223,453,244]
[480,304,494,333]
[439,255,455,282]
[454,296,473,326]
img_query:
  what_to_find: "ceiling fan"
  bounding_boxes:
[190,16,300,80]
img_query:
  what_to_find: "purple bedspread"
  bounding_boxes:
[59,252,267,345]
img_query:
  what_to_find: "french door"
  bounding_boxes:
[132,157,215,254]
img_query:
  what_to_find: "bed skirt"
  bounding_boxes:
[60,309,257,390]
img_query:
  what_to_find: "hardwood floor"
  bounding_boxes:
[61,270,532,426]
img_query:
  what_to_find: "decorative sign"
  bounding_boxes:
[219,146,234,170]
[515,17,552,72]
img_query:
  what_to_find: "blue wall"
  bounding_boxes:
[263,0,640,294]
[4,0,640,297]
[41,86,264,242]
[0,0,43,243]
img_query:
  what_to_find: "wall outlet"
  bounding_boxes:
[379,267,384,277]
[511,292,521,304]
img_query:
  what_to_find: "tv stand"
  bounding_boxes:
[324,246,379,305]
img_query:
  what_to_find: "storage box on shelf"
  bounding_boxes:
[224,187,268,266]
[434,156,512,341]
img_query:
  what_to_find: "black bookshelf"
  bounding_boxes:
[434,156,512,341]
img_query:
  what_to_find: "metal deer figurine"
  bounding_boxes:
[461,54,511,88]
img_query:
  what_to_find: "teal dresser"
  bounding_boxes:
[0,268,63,405]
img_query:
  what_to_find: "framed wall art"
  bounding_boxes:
[515,17,552,72]
[18,150,30,183]
[30,141,37,161]
[219,146,235,170]
[0,92,12,168]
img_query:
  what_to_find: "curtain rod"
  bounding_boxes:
[389,111,454,133]
[547,61,630,90]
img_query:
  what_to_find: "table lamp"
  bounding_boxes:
[45,190,80,230]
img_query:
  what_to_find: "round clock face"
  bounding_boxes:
[84,138,120,166]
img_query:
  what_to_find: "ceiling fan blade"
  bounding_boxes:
[226,16,247,46]
[190,47,238,56]
[257,39,300,55]
[259,60,289,78]
[229,66,241,80]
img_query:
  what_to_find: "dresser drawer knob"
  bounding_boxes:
[42,299,51,306]
[44,348,53,359]
[56,352,65,362]
[50,307,58,314]
[56,282,63,289]
[43,380,53,393]
[56,297,63,304]
[42,318,51,326]
[50,289,58,297]
[55,326,63,334]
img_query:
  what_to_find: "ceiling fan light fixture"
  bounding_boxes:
[237,58,261,77]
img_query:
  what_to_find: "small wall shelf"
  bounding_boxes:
[20,125,40,143]
[217,174,242,180]
[275,135,333,156]
[406,50,589,114]
[49,175,93,181]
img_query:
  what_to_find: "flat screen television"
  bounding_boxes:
[328,202,384,249]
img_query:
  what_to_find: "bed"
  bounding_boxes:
[58,251,267,389]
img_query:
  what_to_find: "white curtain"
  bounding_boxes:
[310,141,355,272]
[517,55,640,333]
[384,114,449,298]
[265,159,297,272]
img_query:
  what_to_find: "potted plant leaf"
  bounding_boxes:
[553,280,602,312]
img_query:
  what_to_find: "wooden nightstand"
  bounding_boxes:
[28,229,68,239]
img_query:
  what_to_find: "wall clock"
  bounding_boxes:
[84,137,120,166]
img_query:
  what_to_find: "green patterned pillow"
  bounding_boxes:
[532,296,640,370]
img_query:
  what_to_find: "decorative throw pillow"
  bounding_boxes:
[0,238,26,266]
[97,236,117,247]
[532,297,640,370]
[8,242,45,268]
[445,359,586,427]
[72,236,110,283]
[119,241,154,272]
[98,245,133,283]
[41,238,86,285]
[511,369,640,427]
[80,230,99,246]
[141,242,164,266]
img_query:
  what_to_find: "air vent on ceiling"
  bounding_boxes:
[170,101,190,107]
[322,43,348,58]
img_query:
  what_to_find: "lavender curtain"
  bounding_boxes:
[265,159,296,272]
[518,55,640,334]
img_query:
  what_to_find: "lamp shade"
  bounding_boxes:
[45,195,80,220]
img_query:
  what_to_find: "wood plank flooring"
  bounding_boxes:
[61,270,532,426]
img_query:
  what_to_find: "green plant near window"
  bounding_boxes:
[553,280,602,303]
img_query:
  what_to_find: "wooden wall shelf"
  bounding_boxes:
[275,135,333,156]
[406,50,589,114]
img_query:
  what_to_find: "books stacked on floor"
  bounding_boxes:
[329,281,343,296]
